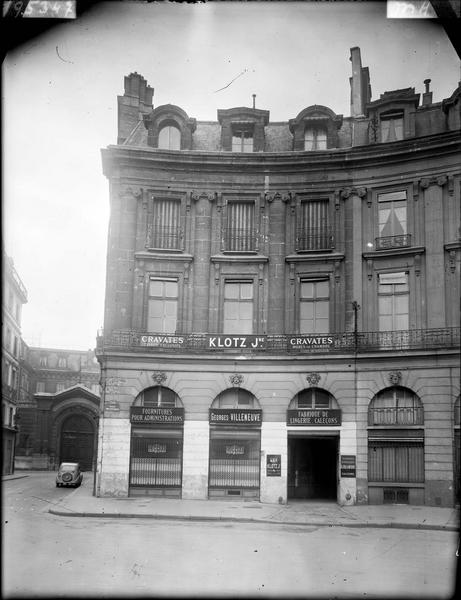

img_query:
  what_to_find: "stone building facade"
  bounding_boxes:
[15,347,100,471]
[96,48,460,506]
[2,250,28,475]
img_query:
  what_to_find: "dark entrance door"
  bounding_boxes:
[288,436,338,500]
[60,415,94,471]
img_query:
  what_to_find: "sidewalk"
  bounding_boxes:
[46,477,460,531]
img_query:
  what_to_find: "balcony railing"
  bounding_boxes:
[375,234,411,251]
[224,228,257,252]
[148,225,183,250]
[96,327,460,355]
[368,406,424,426]
[296,228,334,252]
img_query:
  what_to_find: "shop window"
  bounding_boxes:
[368,387,423,426]
[378,272,409,332]
[376,191,410,250]
[225,200,256,252]
[296,199,333,251]
[158,124,181,150]
[380,112,404,142]
[232,127,254,152]
[147,278,178,333]
[148,198,182,250]
[299,279,330,334]
[140,386,181,408]
[304,125,327,150]
[223,281,254,334]
[368,441,424,483]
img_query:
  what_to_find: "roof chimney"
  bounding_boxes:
[349,47,370,117]
[117,73,154,144]
[252,94,256,109]
[422,78,433,106]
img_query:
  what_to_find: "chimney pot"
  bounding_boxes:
[252,94,256,109]
[424,79,431,92]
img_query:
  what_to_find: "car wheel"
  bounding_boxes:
[56,483,60,487]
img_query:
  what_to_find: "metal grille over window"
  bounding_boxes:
[225,201,256,251]
[150,199,182,250]
[130,432,182,487]
[209,431,260,489]
[297,200,332,251]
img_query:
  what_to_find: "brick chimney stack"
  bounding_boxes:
[117,72,154,144]
[349,47,371,117]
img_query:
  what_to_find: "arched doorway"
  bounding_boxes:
[60,415,95,471]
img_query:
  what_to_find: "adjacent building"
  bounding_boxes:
[96,48,460,506]
[15,347,100,471]
[2,250,28,474]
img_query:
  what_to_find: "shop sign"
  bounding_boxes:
[207,335,266,349]
[340,455,356,478]
[288,335,334,349]
[209,409,262,426]
[225,444,245,455]
[140,335,185,347]
[286,409,342,426]
[130,406,184,425]
[266,454,281,477]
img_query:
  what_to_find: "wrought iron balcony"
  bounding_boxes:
[296,228,334,252]
[375,234,411,250]
[96,327,460,355]
[368,406,424,426]
[147,225,183,251]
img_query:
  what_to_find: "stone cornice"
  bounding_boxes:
[211,254,269,263]
[285,252,345,263]
[362,246,425,259]
[135,251,194,262]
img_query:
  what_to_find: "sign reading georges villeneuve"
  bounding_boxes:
[130,406,184,424]
[287,409,342,426]
[209,409,262,426]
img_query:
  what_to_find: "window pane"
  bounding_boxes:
[379,296,393,316]
[315,281,329,298]
[315,300,329,319]
[301,282,314,298]
[159,125,180,150]
[149,280,163,296]
[224,283,240,299]
[239,283,253,300]
[164,281,178,298]
[238,303,253,320]
[300,303,314,320]
[314,317,329,334]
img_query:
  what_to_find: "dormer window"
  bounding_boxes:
[304,125,327,150]
[380,112,404,142]
[158,123,181,150]
[232,127,254,152]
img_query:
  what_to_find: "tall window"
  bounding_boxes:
[378,272,409,331]
[304,125,327,150]
[158,124,181,150]
[295,388,332,409]
[36,381,45,393]
[39,355,48,367]
[377,191,408,249]
[58,357,67,368]
[223,281,254,334]
[380,112,404,142]
[226,201,256,252]
[368,388,424,487]
[147,278,178,333]
[300,279,329,334]
[215,388,257,408]
[232,129,253,152]
[151,198,182,250]
[297,200,331,251]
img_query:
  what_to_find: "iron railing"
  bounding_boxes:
[375,234,411,250]
[224,228,257,252]
[368,406,424,426]
[96,327,460,355]
[148,225,183,250]
[296,227,335,252]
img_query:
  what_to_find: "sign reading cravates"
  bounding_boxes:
[209,409,262,426]
[266,454,281,477]
[288,335,334,349]
[340,455,356,478]
[130,406,184,425]
[286,409,342,426]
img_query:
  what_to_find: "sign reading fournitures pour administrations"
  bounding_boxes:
[130,407,184,424]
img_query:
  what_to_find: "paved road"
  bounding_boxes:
[3,473,459,598]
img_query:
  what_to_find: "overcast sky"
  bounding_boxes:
[3,0,460,351]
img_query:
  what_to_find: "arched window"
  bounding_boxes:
[158,124,181,150]
[304,125,327,150]
[368,387,423,425]
[289,388,336,409]
[213,388,257,409]
[137,386,181,408]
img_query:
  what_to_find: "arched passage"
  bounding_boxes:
[60,414,95,471]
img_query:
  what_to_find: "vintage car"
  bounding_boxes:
[56,462,83,487]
